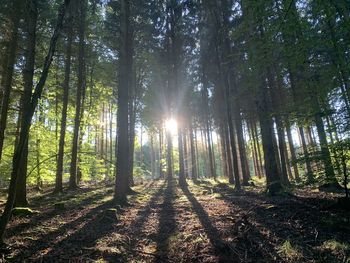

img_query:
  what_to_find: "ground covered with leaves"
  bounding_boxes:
[0,179,349,262]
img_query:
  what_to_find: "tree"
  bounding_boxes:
[55,11,73,193]
[69,0,87,189]
[14,0,38,206]
[114,0,133,203]
[0,0,71,244]
[0,0,22,162]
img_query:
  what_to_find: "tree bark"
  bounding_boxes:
[55,22,73,193]
[178,126,187,186]
[189,119,197,180]
[256,77,283,194]
[159,128,164,179]
[285,121,300,181]
[114,0,133,203]
[69,0,86,189]
[14,0,39,207]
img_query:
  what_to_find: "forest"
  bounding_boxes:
[0,0,349,262]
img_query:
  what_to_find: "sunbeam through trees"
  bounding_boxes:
[0,0,349,262]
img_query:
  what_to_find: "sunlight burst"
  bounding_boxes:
[165,118,178,134]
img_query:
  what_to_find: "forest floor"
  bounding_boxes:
[0,179,349,263]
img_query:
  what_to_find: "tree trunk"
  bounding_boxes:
[275,118,290,185]
[298,126,314,182]
[183,128,189,179]
[159,128,164,179]
[178,126,187,186]
[14,0,38,207]
[234,111,250,185]
[313,103,337,184]
[223,123,234,184]
[166,129,173,181]
[194,127,200,178]
[114,0,133,203]
[150,134,155,179]
[248,121,260,178]
[127,98,136,188]
[55,23,73,193]
[219,124,229,179]
[109,104,113,170]
[69,0,86,189]
[285,121,300,181]
[189,119,197,180]
[256,79,283,195]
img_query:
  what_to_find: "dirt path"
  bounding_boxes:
[1,180,349,262]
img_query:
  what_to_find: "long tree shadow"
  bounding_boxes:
[154,179,176,263]
[196,182,350,262]
[11,180,167,262]
[10,198,116,261]
[6,187,113,239]
[91,180,167,261]
[180,184,239,263]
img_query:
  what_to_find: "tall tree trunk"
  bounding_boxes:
[224,122,235,184]
[194,127,200,178]
[55,23,73,193]
[35,130,42,190]
[114,0,133,203]
[325,115,341,176]
[313,103,337,184]
[109,104,113,167]
[226,107,240,188]
[127,98,136,188]
[256,78,283,194]
[298,126,314,182]
[100,105,105,158]
[189,119,197,180]
[234,111,250,185]
[252,120,264,177]
[159,128,164,179]
[150,134,155,179]
[285,121,300,181]
[183,128,189,179]
[14,0,38,207]
[219,124,229,179]
[275,118,290,185]
[166,129,173,181]
[69,0,86,189]
[178,126,187,186]
[248,121,260,178]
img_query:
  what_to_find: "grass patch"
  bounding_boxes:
[322,240,349,251]
[277,240,303,261]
